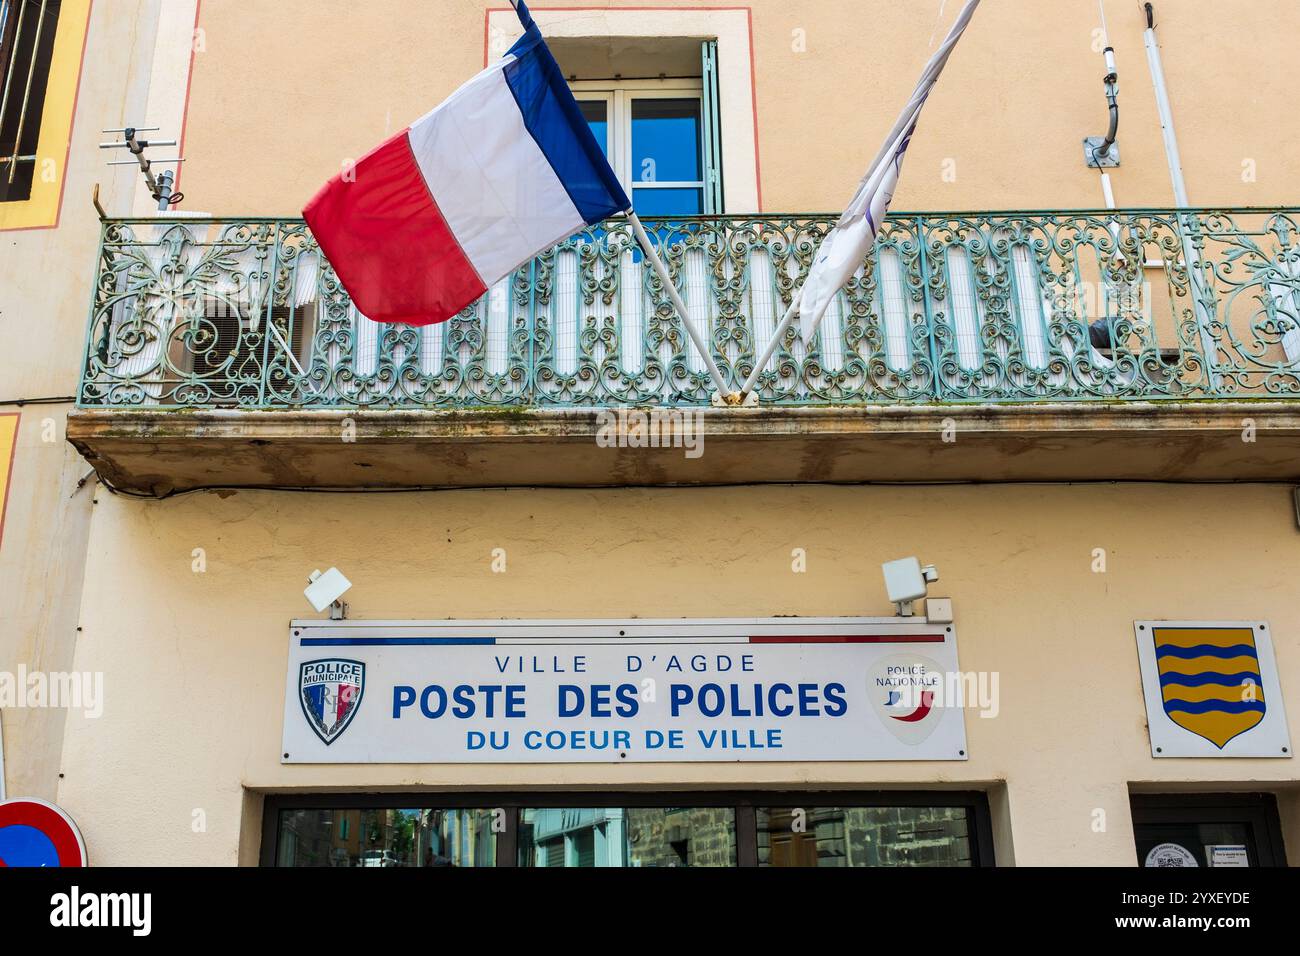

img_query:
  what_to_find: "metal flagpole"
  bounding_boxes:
[266,320,311,380]
[740,99,918,400]
[740,299,798,399]
[624,210,734,401]
[263,313,324,397]
[737,0,981,403]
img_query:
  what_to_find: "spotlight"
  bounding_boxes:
[305,568,352,619]
[881,557,938,617]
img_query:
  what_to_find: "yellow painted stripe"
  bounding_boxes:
[1166,711,1263,749]
[1152,627,1256,650]
[1158,654,1260,676]
[0,0,92,231]
[0,414,17,548]
[1161,683,1265,705]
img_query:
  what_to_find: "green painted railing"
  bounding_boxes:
[78,209,1300,409]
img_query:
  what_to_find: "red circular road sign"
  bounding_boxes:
[0,799,88,867]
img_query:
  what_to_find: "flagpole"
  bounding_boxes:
[263,313,324,397]
[624,210,735,402]
[736,0,981,402]
[740,298,799,398]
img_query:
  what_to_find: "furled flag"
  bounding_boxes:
[303,0,629,325]
[797,0,981,344]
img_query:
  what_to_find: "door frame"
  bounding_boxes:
[1130,792,1288,867]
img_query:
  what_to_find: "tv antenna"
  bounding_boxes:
[99,127,185,210]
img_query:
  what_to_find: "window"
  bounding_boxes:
[758,805,977,867]
[1131,793,1288,867]
[518,807,736,867]
[570,39,723,217]
[0,0,62,203]
[272,808,498,868]
[576,83,706,217]
[490,9,757,212]
[263,792,994,867]
[0,0,88,229]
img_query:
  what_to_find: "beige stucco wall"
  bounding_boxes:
[53,482,1300,865]
[0,0,178,801]
[180,0,1300,215]
[4,0,1300,866]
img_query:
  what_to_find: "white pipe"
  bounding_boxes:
[1099,171,1123,258]
[1144,20,1189,206]
[1099,171,1116,209]
[1093,0,1119,194]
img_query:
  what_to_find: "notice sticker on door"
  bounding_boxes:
[1206,844,1249,867]
[1144,842,1198,867]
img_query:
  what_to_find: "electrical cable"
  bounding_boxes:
[91,471,1300,502]
[0,396,76,406]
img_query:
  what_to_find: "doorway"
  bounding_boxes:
[1131,793,1287,867]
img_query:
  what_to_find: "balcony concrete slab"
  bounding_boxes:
[66,402,1300,496]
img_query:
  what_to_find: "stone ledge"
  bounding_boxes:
[67,402,1300,495]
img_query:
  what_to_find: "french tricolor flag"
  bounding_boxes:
[304,0,629,326]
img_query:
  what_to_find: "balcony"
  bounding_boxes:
[68,210,1300,494]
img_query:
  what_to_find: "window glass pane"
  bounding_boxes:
[578,99,608,157]
[0,0,62,203]
[757,806,974,867]
[275,808,497,867]
[518,808,735,867]
[631,98,701,184]
[632,186,702,217]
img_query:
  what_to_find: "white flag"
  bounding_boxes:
[799,0,981,344]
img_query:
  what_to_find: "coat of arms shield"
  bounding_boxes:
[299,659,365,745]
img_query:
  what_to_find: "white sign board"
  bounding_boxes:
[282,617,969,763]
[1134,621,1291,758]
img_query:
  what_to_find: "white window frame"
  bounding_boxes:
[487,8,759,213]
[573,78,705,212]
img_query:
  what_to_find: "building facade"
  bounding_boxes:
[2,0,1299,866]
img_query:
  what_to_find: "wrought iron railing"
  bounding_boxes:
[78,209,1300,409]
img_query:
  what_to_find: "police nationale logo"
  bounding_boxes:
[1153,627,1265,749]
[300,659,365,745]
[867,654,945,746]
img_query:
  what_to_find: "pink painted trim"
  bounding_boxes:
[172,0,203,197]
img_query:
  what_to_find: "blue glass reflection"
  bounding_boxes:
[633,186,702,216]
[579,100,608,157]
[632,99,701,183]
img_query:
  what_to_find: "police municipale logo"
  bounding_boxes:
[299,659,365,745]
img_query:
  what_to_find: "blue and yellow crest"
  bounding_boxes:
[1153,627,1265,748]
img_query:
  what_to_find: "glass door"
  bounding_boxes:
[1131,793,1287,867]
